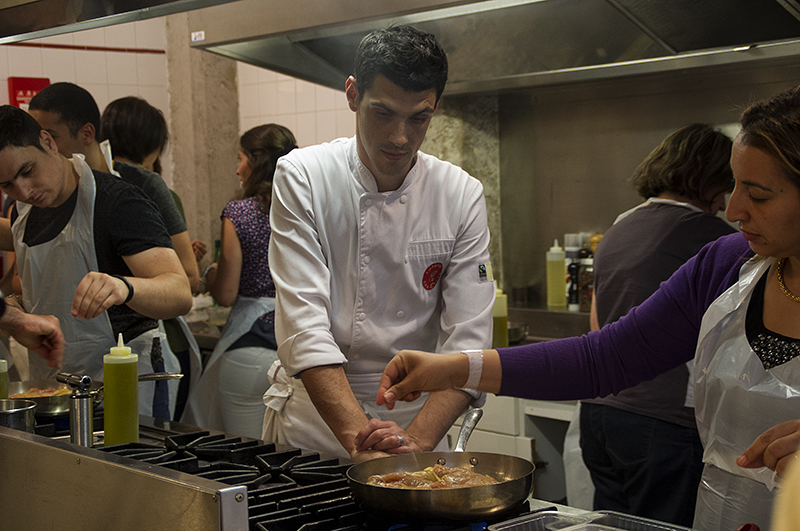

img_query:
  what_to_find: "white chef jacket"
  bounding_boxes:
[268,137,494,431]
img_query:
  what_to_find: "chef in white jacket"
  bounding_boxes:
[264,25,495,462]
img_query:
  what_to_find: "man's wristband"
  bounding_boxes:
[110,274,134,305]
[460,349,484,390]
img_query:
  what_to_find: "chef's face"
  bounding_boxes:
[346,74,437,191]
[237,149,252,185]
[726,136,800,259]
[0,130,72,208]
[28,109,86,160]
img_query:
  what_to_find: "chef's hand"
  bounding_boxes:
[377,350,467,410]
[1,308,64,368]
[71,272,130,319]
[354,418,421,455]
[737,419,800,478]
[192,240,207,262]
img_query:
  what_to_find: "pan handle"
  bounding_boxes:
[454,407,482,452]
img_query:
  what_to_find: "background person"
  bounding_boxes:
[376,84,800,531]
[264,24,495,461]
[577,123,735,526]
[98,95,203,421]
[183,124,296,438]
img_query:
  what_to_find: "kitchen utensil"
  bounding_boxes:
[347,408,535,522]
[56,373,94,446]
[7,372,182,416]
[0,399,37,433]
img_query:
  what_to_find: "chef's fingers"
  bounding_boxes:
[72,272,127,319]
[737,419,800,475]
[354,419,404,451]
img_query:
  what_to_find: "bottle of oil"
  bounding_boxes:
[546,239,567,310]
[103,334,139,445]
[0,359,8,399]
[492,285,509,348]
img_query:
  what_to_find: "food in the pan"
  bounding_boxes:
[10,387,71,398]
[366,464,499,489]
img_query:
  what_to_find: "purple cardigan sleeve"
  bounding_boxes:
[499,233,753,400]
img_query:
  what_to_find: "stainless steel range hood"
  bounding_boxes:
[185,0,800,94]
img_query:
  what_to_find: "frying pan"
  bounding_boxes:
[7,373,182,416]
[347,408,535,522]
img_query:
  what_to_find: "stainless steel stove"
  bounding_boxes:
[0,417,538,531]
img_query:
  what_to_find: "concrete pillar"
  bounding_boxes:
[164,12,240,268]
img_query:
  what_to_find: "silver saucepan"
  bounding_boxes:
[346,408,535,522]
[7,373,182,416]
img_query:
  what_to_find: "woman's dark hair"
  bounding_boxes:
[739,84,800,192]
[354,24,448,103]
[632,123,734,207]
[99,96,169,164]
[239,124,297,209]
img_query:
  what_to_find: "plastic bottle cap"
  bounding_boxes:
[104,333,137,363]
[550,239,563,252]
[0,359,6,372]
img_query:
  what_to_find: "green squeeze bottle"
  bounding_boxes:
[0,359,8,399]
[103,334,139,445]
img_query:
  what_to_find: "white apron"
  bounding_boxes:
[693,256,800,531]
[262,362,448,458]
[12,155,180,417]
[182,296,275,430]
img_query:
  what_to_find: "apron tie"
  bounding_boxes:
[264,361,293,412]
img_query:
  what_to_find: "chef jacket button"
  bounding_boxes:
[404,255,409,263]
[397,311,405,319]
[400,195,407,204]
[352,353,360,360]
[363,256,370,264]
[358,312,366,321]
[365,199,373,207]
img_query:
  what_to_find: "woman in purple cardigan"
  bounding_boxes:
[369,85,800,531]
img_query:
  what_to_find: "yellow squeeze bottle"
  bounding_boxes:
[103,334,138,445]
[492,286,509,348]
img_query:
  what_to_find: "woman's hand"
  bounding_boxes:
[737,419,800,478]
[376,350,468,410]
[354,418,420,454]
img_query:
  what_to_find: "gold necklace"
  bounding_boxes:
[776,258,800,303]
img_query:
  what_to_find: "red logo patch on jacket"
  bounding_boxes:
[422,262,443,290]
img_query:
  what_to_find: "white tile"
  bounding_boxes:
[104,22,136,49]
[295,80,316,113]
[39,33,74,46]
[335,90,351,110]
[72,27,107,47]
[257,82,278,117]
[315,110,338,144]
[41,48,77,83]
[240,116,260,136]
[75,50,107,85]
[276,80,296,114]
[256,68,277,83]
[237,62,259,85]
[81,83,110,111]
[134,18,167,50]
[0,46,9,78]
[136,53,167,86]
[274,116,297,141]
[239,83,259,119]
[105,51,138,85]
[315,84,337,111]
[275,72,295,82]
[106,84,139,104]
[336,108,355,138]
[7,47,43,77]
[295,112,316,148]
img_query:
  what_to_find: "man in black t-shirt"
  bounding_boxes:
[0,105,191,416]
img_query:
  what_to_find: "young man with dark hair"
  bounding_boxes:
[0,104,192,418]
[264,25,495,461]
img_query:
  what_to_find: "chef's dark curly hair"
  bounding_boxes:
[239,124,297,211]
[0,105,46,153]
[632,123,733,209]
[99,96,169,165]
[739,84,800,192]
[353,24,448,103]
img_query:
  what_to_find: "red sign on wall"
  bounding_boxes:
[8,77,51,110]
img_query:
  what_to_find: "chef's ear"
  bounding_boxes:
[40,129,59,155]
[76,122,96,147]
[345,76,359,112]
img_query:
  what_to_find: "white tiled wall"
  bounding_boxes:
[0,18,173,183]
[237,62,356,147]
